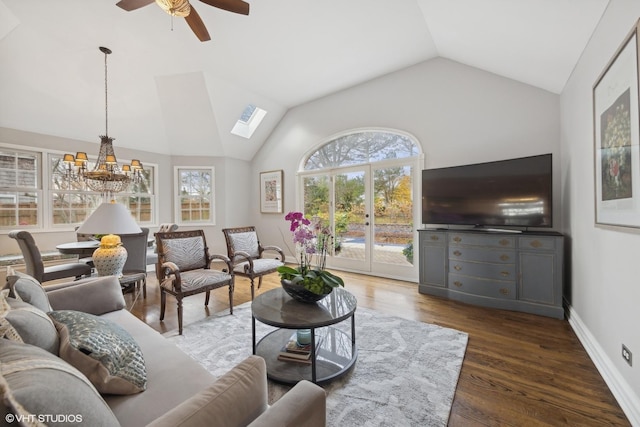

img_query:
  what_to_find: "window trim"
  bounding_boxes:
[174,166,215,226]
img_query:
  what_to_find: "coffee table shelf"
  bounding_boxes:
[251,287,358,385]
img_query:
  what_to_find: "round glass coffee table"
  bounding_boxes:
[251,287,358,384]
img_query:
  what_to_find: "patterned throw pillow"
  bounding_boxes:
[49,310,147,395]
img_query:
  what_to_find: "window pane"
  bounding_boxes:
[304,131,419,170]
[176,168,214,225]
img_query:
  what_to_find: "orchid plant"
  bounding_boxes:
[277,211,344,295]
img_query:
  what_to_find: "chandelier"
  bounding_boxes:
[63,47,144,196]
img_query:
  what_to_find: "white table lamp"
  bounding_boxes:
[77,201,142,277]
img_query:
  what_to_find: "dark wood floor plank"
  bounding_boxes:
[127,271,630,426]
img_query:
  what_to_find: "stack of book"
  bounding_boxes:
[277,332,321,364]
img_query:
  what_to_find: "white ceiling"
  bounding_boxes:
[0,0,609,160]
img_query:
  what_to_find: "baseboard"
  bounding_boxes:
[566,303,640,426]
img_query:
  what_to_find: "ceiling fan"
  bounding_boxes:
[116,0,250,42]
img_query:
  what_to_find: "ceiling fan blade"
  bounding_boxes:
[199,0,249,15]
[116,0,155,11]
[185,6,211,42]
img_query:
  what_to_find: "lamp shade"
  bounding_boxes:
[77,202,142,235]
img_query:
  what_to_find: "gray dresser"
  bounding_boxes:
[418,229,564,319]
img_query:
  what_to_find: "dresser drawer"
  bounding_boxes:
[448,273,516,300]
[449,246,515,264]
[519,236,556,251]
[422,231,446,245]
[449,260,516,281]
[449,233,515,248]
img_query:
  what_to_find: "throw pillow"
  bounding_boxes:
[49,310,147,395]
[0,291,59,354]
[5,269,52,313]
[0,339,120,427]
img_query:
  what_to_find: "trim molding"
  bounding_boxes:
[566,304,640,426]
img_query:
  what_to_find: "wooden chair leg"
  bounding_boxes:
[177,297,184,335]
[257,275,263,290]
[250,278,255,300]
[160,289,166,321]
[229,283,234,314]
[142,277,147,298]
[204,290,210,306]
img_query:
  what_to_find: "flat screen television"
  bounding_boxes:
[422,154,552,229]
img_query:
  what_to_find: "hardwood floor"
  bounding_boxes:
[128,271,630,426]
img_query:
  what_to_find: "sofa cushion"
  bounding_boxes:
[1,292,59,354]
[0,339,120,427]
[5,270,52,313]
[49,310,147,395]
[100,309,214,427]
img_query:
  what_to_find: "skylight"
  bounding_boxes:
[231,104,267,139]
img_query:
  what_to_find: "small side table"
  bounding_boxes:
[251,287,358,384]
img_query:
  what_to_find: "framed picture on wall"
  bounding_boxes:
[260,170,283,213]
[593,19,640,228]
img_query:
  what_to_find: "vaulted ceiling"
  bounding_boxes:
[0,0,609,161]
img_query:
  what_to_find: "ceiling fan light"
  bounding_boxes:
[155,0,190,17]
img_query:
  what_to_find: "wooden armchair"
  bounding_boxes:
[156,230,235,335]
[222,226,285,300]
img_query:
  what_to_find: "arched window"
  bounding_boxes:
[299,129,421,281]
[304,130,420,170]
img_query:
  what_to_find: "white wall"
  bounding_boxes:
[561,1,640,423]
[251,57,561,257]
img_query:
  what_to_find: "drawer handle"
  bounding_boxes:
[499,288,510,295]
[530,240,543,248]
[454,265,462,271]
[453,250,462,256]
[499,239,510,246]
[430,235,440,241]
[500,254,510,261]
[501,271,510,277]
[453,281,463,287]
[453,236,462,243]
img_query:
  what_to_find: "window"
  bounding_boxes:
[231,104,267,139]
[49,153,156,227]
[304,131,419,170]
[175,167,214,225]
[0,149,40,228]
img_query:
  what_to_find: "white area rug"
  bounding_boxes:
[165,302,468,427]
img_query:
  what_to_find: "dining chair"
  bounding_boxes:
[74,225,95,269]
[155,229,234,335]
[221,226,285,300]
[119,227,149,299]
[8,230,92,283]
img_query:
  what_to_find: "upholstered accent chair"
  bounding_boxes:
[149,223,179,280]
[8,230,92,283]
[222,226,285,300]
[156,230,234,335]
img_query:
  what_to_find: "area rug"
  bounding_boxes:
[165,303,468,426]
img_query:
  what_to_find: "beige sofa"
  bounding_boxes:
[1,274,326,427]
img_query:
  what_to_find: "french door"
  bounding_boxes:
[301,160,417,280]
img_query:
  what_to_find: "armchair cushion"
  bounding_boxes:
[161,269,232,293]
[161,236,208,271]
[234,258,283,275]
[50,310,147,395]
[228,232,260,259]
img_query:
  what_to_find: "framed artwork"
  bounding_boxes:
[593,20,640,228]
[260,170,283,213]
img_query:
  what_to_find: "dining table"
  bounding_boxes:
[56,241,99,257]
